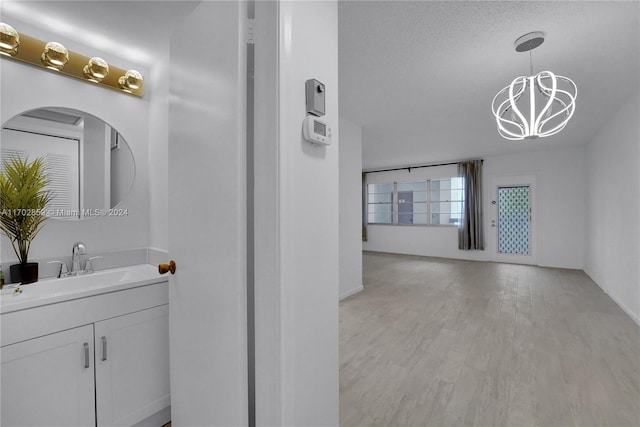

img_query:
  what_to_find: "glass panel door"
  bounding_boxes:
[497,186,530,255]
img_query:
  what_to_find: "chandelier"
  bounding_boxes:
[491,32,577,140]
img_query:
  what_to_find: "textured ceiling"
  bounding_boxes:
[339,1,640,169]
[3,0,638,171]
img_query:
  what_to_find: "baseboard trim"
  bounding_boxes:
[586,271,640,326]
[608,292,640,326]
[132,406,171,427]
[340,285,363,301]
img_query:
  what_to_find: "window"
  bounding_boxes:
[1,128,80,213]
[367,183,393,224]
[430,177,464,225]
[397,181,427,225]
[367,177,463,226]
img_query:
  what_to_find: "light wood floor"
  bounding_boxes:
[340,252,640,426]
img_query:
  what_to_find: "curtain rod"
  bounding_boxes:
[364,159,483,175]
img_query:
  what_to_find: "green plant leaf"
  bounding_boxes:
[0,155,53,264]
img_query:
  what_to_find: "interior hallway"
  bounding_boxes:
[340,252,640,426]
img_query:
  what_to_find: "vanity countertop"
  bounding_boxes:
[0,264,168,314]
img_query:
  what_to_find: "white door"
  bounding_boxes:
[0,325,96,427]
[167,1,248,426]
[94,305,170,427]
[489,176,537,265]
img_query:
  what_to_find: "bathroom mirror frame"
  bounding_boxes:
[1,107,137,220]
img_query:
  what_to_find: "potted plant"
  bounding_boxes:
[0,156,52,284]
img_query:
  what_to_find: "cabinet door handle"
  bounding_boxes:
[83,343,90,368]
[101,336,107,361]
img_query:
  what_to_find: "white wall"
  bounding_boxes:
[278,1,340,424]
[110,131,135,209]
[487,148,585,269]
[147,49,169,251]
[339,117,363,299]
[83,116,108,210]
[0,16,151,268]
[364,146,586,269]
[584,92,640,323]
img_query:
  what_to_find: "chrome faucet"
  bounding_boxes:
[47,260,69,278]
[71,242,86,274]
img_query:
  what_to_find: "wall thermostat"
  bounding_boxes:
[303,115,331,145]
[305,79,325,117]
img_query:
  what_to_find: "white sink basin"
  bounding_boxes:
[1,264,167,313]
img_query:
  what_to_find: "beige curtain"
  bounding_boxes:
[362,172,368,242]
[458,160,484,250]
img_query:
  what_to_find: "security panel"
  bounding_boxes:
[303,116,331,145]
[305,79,325,117]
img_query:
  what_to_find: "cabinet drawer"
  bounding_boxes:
[1,281,168,347]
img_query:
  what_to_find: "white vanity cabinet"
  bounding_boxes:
[95,305,170,426]
[1,325,97,427]
[0,272,169,427]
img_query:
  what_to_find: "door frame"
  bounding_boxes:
[489,175,538,265]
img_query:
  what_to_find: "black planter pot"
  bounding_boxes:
[10,262,39,284]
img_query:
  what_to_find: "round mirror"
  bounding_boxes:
[1,107,135,220]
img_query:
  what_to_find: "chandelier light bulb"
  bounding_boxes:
[492,71,577,140]
[491,32,577,141]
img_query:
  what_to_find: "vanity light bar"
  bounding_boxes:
[0,24,143,97]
